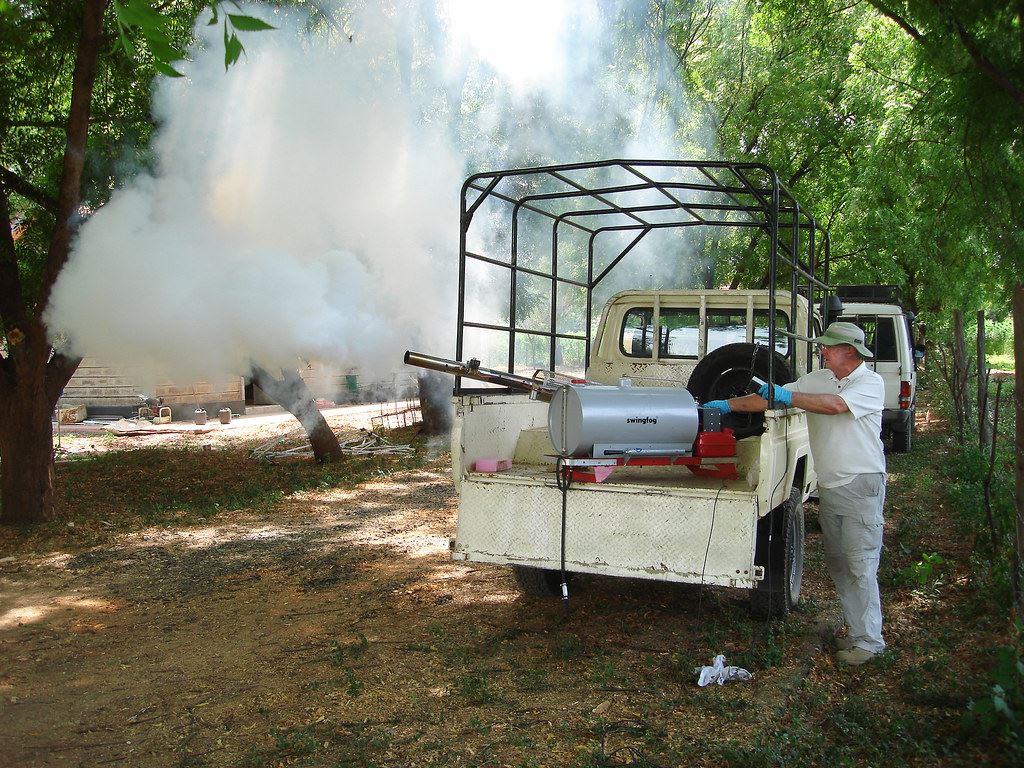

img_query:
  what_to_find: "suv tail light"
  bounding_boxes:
[899,381,911,409]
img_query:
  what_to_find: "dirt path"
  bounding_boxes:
[2,462,461,765]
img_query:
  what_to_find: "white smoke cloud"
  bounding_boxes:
[47,0,705,388]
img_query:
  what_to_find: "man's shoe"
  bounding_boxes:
[834,636,856,651]
[836,647,878,666]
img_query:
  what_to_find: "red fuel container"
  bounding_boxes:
[694,428,736,458]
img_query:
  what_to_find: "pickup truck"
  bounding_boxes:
[411,160,840,616]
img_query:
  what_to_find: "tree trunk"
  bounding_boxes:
[417,372,452,436]
[978,309,990,450]
[249,365,344,463]
[0,0,104,525]
[1012,283,1024,613]
[703,235,719,289]
[0,361,57,524]
[952,309,969,446]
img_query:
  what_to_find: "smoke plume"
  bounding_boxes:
[46,1,704,387]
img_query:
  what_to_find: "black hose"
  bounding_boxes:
[555,457,572,615]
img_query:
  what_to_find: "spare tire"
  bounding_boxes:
[687,343,794,438]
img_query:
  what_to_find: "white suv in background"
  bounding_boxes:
[835,286,920,453]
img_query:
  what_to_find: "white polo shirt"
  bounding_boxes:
[784,362,886,488]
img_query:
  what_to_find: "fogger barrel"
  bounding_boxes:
[404,350,705,458]
[549,384,700,458]
[403,350,561,400]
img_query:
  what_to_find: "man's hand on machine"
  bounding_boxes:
[757,383,793,407]
[703,399,731,415]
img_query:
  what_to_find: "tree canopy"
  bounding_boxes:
[668,0,1022,316]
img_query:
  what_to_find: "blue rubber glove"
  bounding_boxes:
[703,399,731,415]
[757,383,793,407]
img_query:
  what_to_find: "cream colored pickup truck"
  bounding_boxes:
[446,289,822,616]
[413,159,839,616]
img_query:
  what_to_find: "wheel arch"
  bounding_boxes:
[789,454,808,500]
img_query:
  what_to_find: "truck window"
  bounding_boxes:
[752,310,790,356]
[706,310,748,353]
[621,308,655,357]
[620,307,699,359]
[659,308,699,358]
[705,309,789,356]
[841,315,898,362]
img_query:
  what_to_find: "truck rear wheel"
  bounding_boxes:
[512,565,566,597]
[890,409,913,453]
[750,487,804,618]
[686,343,793,438]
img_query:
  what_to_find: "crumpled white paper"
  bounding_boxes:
[695,654,752,687]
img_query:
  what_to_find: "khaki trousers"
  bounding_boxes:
[818,473,886,653]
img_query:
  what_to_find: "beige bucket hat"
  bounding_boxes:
[814,321,873,359]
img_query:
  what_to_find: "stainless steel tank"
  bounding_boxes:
[548,384,700,457]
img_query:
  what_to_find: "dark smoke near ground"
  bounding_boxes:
[417,371,454,435]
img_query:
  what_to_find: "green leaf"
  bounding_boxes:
[113,0,162,31]
[223,28,244,70]
[152,59,184,78]
[140,32,184,65]
[227,13,275,32]
[207,2,219,25]
[116,25,137,58]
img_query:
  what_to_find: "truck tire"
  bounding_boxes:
[890,409,913,453]
[687,343,793,439]
[750,487,804,619]
[512,565,566,597]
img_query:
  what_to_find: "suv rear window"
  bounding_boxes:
[840,315,898,361]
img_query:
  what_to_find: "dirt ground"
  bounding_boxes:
[0,406,1006,767]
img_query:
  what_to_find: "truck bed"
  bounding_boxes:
[453,465,760,588]
[449,394,809,589]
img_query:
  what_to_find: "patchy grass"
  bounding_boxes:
[987,353,1014,370]
[0,425,429,554]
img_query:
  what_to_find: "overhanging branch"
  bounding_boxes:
[867,0,926,44]
[947,10,1024,110]
[1,167,59,214]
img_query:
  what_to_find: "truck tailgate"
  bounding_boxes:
[453,471,759,589]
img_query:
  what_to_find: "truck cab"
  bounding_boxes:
[589,289,821,386]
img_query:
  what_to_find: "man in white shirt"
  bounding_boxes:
[703,322,887,665]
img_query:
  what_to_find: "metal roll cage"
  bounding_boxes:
[455,159,833,397]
